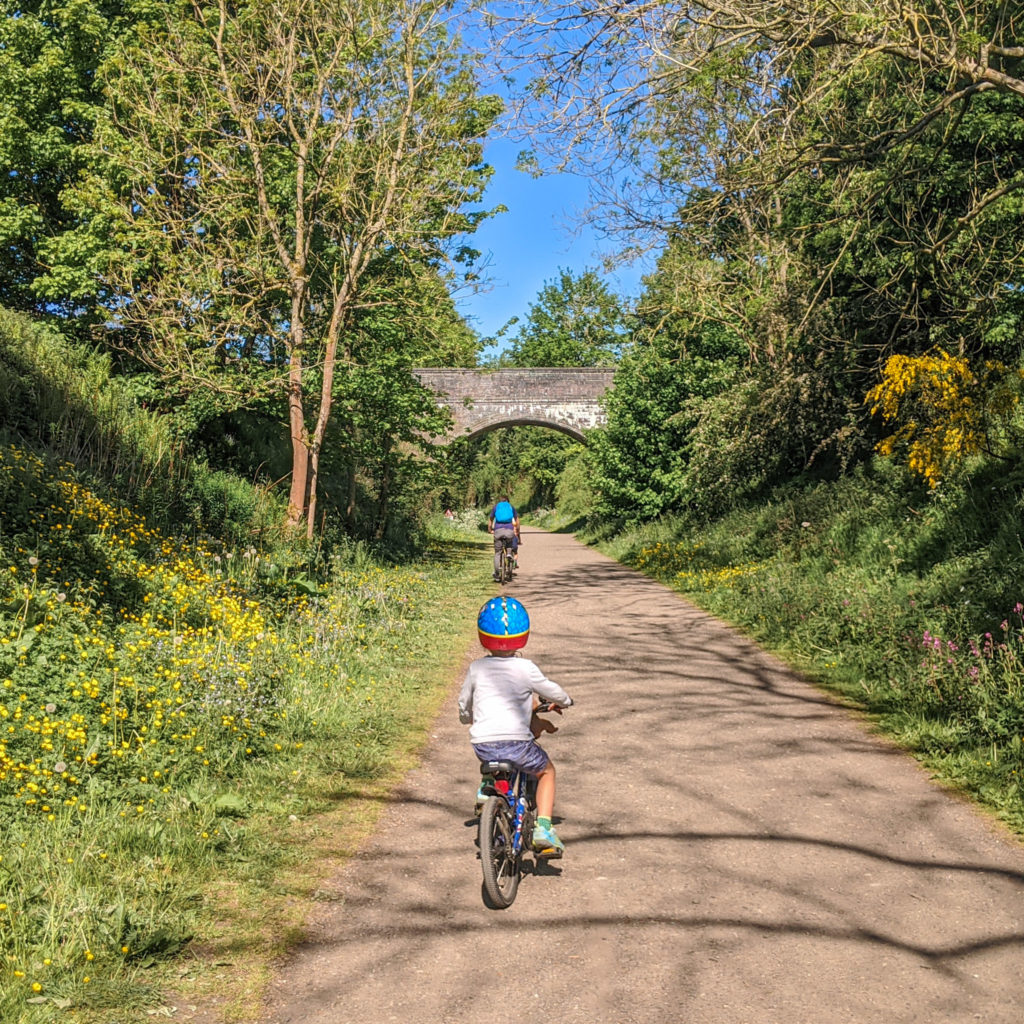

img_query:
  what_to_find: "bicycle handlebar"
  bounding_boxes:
[534,699,573,714]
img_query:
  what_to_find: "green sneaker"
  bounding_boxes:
[531,822,564,857]
[474,776,494,815]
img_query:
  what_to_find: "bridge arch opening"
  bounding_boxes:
[459,417,589,444]
[444,420,592,515]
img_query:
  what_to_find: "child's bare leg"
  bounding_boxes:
[535,760,556,820]
[532,760,564,855]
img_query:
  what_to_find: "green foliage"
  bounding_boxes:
[682,351,870,516]
[35,0,500,530]
[796,87,1024,364]
[589,350,699,522]
[499,267,631,367]
[354,260,481,370]
[589,312,753,522]
[0,0,158,319]
[564,6,1024,529]
[552,447,599,526]
[0,306,283,544]
[320,354,455,540]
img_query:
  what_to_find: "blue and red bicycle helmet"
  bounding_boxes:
[477,596,530,651]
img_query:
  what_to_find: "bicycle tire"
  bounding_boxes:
[479,795,520,908]
[500,545,513,584]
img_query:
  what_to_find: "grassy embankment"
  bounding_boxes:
[591,458,1024,835]
[0,310,492,1023]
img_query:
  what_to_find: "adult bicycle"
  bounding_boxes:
[476,702,565,908]
[496,536,515,584]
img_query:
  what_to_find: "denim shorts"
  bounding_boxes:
[473,739,550,776]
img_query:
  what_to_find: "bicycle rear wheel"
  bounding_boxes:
[479,795,520,908]
[500,545,513,584]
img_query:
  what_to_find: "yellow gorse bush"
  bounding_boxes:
[866,350,1023,487]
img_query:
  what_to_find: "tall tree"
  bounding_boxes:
[0,0,153,318]
[498,1,1024,503]
[47,0,500,533]
[500,2,1024,342]
[503,2,1024,219]
[502,267,631,367]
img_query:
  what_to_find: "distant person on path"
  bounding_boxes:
[488,496,520,580]
[459,596,572,857]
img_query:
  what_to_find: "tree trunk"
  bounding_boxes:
[375,471,391,541]
[307,447,321,541]
[286,347,309,527]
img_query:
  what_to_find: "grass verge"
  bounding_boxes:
[598,457,1024,836]
[0,447,492,1023]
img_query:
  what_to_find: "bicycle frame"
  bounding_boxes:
[476,704,566,907]
[497,536,514,583]
[480,762,535,855]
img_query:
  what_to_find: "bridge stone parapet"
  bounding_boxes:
[413,367,615,443]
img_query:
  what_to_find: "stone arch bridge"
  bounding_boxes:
[413,367,615,443]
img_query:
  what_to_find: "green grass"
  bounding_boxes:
[0,446,493,1022]
[600,457,1024,834]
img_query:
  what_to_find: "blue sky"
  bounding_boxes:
[454,137,650,352]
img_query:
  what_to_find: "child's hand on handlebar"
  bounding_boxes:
[535,697,572,712]
[531,699,570,737]
[533,715,559,735]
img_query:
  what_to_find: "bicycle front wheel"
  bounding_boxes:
[479,795,520,908]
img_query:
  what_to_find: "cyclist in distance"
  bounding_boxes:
[488,495,520,581]
[459,597,573,857]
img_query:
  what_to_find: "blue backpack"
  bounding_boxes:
[493,500,515,524]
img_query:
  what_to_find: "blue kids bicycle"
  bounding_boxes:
[476,702,563,908]
[477,759,535,907]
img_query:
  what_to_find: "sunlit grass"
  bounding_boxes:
[0,444,489,1021]
[603,459,1024,834]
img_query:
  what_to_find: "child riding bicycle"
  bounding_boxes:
[458,596,572,856]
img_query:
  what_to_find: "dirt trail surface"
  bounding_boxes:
[264,530,1024,1024]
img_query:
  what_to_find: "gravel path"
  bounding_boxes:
[264,529,1024,1024]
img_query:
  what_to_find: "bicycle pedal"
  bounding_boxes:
[534,845,563,859]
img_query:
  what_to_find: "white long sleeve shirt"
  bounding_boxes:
[458,654,572,744]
